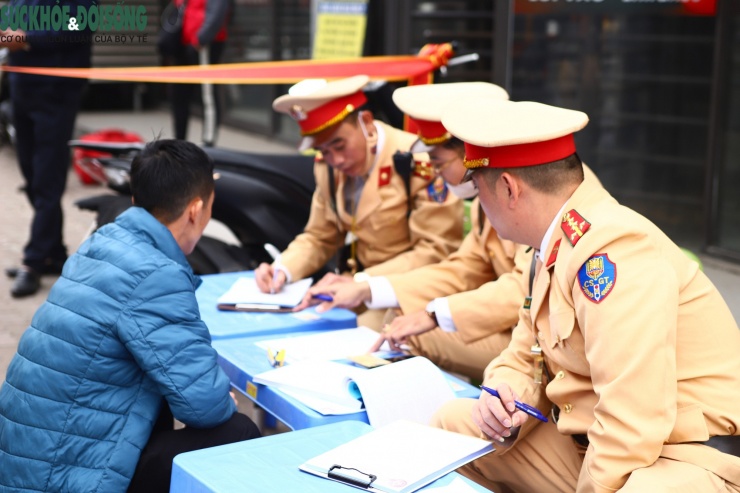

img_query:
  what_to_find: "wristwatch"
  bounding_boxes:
[425,300,438,325]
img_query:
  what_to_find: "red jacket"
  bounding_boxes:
[178,0,227,47]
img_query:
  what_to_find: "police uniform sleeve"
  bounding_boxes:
[567,225,680,493]
[279,163,346,281]
[446,244,531,343]
[363,173,463,277]
[384,218,496,313]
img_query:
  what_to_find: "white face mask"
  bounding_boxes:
[447,180,478,199]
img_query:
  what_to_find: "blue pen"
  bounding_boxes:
[480,385,549,423]
[312,294,334,302]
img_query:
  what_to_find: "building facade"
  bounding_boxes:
[220,0,739,262]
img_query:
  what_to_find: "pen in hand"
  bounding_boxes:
[312,294,333,302]
[479,385,549,423]
[264,243,282,294]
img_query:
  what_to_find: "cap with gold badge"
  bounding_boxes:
[392,82,509,154]
[273,75,370,151]
[441,99,589,179]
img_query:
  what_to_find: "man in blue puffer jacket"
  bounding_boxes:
[0,139,260,492]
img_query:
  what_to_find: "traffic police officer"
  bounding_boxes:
[433,98,740,493]
[308,81,531,379]
[255,76,463,328]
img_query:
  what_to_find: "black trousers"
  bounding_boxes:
[11,78,86,272]
[170,42,225,146]
[127,404,261,493]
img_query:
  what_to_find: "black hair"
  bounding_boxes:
[440,136,465,155]
[130,139,215,224]
[479,153,584,194]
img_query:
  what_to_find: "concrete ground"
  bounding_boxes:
[1,108,739,401]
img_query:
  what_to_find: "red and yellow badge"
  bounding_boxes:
[577,253,617,303]
[413,160,434,180]
[378,165,392,187]
[561,209,591,246]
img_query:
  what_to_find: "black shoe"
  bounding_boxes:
[5,260,64,279]
[10,268,41,298]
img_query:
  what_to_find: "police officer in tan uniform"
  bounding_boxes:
[308,82,531,379]
[432,98,740,493]
[255,76,463,328]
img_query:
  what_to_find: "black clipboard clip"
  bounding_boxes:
[328,464,377,489]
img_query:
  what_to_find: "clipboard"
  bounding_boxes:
[299,420,494,493]
[216,302,294,313]
[216,277,313,312]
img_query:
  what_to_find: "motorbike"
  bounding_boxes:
[70,140,321,276]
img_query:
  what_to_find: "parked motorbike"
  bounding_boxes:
[70,140,321,275]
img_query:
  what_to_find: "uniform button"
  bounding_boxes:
[556,371,565,380]
[563,403,573,413]
[488,250,496,259]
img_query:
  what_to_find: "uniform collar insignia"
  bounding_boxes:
[561,209,591,246]
[546,239,561,268]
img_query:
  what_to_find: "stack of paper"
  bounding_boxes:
[253,356,456,427]
[254,327,382,364]
[216,277,313,311]
[299,420,494,493]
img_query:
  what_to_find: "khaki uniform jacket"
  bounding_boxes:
[280,121,464,280]
[483,179,740,493]
[384,198,531,343]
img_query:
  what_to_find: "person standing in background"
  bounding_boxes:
[171,0,229,146]
[1,0,92,298]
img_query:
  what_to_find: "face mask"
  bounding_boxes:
[447,180,478,199]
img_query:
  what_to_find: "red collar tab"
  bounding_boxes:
[561,209,591,246]
[546,239,561,268]
[296,91,368,136]
[378,166,392,187]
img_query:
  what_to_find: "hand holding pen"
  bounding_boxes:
[263,243,286,294]
[473,383,547,444]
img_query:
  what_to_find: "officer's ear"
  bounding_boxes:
[500,172,521,207]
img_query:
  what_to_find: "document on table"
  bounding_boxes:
[254,326,383,364]
[216,277,313,311]
[252,356,456,425]
[299,420,494,493]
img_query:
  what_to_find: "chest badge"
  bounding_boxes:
[427,176,449,203]
[578,253,617,303]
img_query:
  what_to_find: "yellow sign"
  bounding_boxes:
[313,0,368,60]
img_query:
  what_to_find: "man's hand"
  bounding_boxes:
[230,391,238,407]
[368,310,436,352]
[293,272,356,312]
[254,262,286,294]
[472,383,529,443]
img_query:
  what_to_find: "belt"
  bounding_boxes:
[699,435,740,456]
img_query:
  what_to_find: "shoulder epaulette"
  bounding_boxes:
[561,209,591,246]
[412,161,434,180]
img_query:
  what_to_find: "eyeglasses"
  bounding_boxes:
[267,347,286,368]
[430,157,457,175]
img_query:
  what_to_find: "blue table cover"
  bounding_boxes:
[197,271,357,340]
[213,333,482,431]
[170,421,493,493]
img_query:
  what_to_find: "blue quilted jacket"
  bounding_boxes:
[0,207,236,492]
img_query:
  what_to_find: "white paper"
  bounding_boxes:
[217,277,313,308]
[253,360,365,411]
[255,327,383,364]
[426,477,483,493]
[351,357,456,428]
[300,420,494,493]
